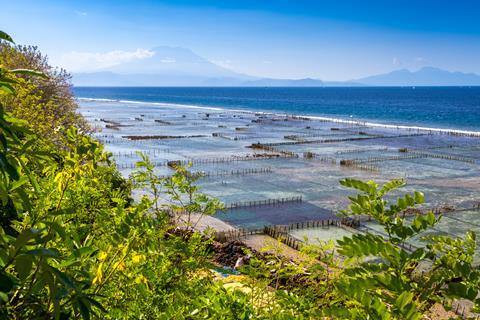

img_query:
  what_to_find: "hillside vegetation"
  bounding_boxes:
[0,30,479,319]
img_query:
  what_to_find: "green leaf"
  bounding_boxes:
[24,248,60,258]
[14,255,33,280]
[10,69,48,79]
[0,77,18,85]
[0,31,14,43]
[9,176,29,192]
[50,267,77,290]
[0,153,19,180]
[337,233,398,259]
[0,291,8,302]
[76,296,91,320]
[0,82,15,94]
[0,133,7,149]
[395,291,414,310]
[0,271,15,292]
[14,228,39,250]
[17,188,33,211]
[73,246,96,258]
[44,221,67,240]
[413,191,424,204]
[86,296,106,313]
[340,178,377,195]
[379,179,405,196]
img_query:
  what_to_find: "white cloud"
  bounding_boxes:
[59,49,155,72]
[409,57,430,71]
[160,57,176,63]
[391,56,430,70]
[413,57,428,67]
[392,57,402,66]
[75,11,88,16]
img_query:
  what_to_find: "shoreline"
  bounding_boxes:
[77,97,480,137]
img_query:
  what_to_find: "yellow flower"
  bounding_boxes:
[223,275,247,283]
[93,262,104,284]
[98,251,108,261]
[135,274,148,284]
[114,261,126,271]
[131,253,144,264]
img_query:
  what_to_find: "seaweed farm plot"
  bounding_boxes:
[148,137,256,159]
[79,99,480,230]
[193,157,386,216]
[215,200,336,230]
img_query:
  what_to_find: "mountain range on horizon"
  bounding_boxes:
[72,46,480,87]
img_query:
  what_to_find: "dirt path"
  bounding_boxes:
[186,213,237,232]
[243,234,305,261]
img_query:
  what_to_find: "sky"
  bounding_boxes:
[2,0,480,81]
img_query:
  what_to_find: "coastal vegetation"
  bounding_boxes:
[1,30,479,319]
[0,40,87,144]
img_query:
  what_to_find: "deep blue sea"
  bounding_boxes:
[73,87,480,132]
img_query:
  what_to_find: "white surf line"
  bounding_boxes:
[77,97,224,111]
[306,116,480,137]
[77,97,480,137]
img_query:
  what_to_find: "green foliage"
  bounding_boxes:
[163,164,224,227]
[131,156,223,229]
[0,36,87,143]
[0,126,119,318]
[327,178,480,319]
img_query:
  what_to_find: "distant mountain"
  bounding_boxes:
[72,47,480,87]
[354,67,480,86]
[73,46,255,86]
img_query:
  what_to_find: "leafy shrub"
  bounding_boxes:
[0,40,87,143]
[326,178,480,319]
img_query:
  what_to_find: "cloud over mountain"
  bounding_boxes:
[60,49,155,72]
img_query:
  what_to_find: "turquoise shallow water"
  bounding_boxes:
[74,86,480,131]
[78,98,480,230]
[77,89,480,261]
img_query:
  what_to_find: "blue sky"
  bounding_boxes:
[2,0,480,80]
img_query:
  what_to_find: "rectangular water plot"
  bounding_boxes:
[215,200,336,230]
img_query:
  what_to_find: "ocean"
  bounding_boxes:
[77,87,480,234]
[73,87,480,132]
